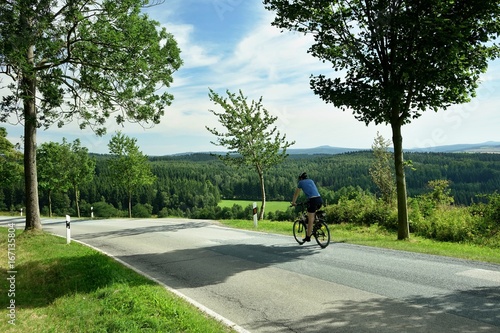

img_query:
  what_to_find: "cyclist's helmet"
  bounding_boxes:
[298,172,308,180]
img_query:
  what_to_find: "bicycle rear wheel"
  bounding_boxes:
[293,220,306,245]
[313,221,330,248]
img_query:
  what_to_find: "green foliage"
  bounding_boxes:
[108,132,156,218]
[470,192,500,243]
[132,203,153,218]
[36,138,96,218]
[424,179,455,206]
[91,201,123,218]
[324,192,398,230]
[263,0,500,240]
[67,139,96,218]
[369,132,395,205]
[206,88,294,219]
[264,0,500,124]
[0,127,23,189]
[206,88,294,170]
[410,206,479,243]
[0,0,182,230]
[0,0,182,132]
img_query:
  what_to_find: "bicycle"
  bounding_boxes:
[292,202,330,248]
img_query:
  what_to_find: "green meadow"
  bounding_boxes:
[219,200,290,212]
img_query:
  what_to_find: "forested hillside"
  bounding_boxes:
[151,151,500,205]
[1,151,499,218]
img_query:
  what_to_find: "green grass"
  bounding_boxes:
[218,220,500,265]
[219,200,290,212]
[0,228,235,333]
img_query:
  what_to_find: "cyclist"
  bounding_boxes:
[291,172,323,242]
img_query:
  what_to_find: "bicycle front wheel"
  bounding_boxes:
[293,220,306,245]
[313,221,330,248]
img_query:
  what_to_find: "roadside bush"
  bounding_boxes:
[324,193,397,228]
[192,206,216,219]
[411,206,478,242]
[91,201,122,218]
[269,208,295,221]
[132,203,152,218]
[470,192,500,241]
[157,207,169,218]
[216,207,234,220]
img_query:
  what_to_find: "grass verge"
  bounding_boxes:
[219,200,290,212]
[0,228,235,333]
[218,219,500,265]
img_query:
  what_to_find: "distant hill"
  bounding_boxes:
[286,142,500,155]
[406,141,500,153]
[149,142,500,158]
[287,145,365,155]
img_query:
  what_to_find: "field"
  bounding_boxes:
[219,200,290,212]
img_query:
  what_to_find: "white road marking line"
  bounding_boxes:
[457,269,500,283]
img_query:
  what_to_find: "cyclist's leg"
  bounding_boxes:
[306,211,314,239]
[306,197,321,239]
[310,197,323,234]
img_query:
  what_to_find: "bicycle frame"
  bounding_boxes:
[292,202,330,248]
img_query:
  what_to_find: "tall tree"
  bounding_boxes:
[0,0,182,231]
[108,132,156,218]
[67,139,95,218]
[263,0,500,239]
[206,88,294,220]
[37,141,71,217]
[370,132,395,205]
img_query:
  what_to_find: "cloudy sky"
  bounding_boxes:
[4,0,500,155]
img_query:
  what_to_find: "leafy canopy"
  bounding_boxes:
[206,88,295,172]
[108,132,155,194]
[263,0,500,126]
[0,0,182,133]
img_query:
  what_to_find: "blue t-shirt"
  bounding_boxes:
[298,179,320,198]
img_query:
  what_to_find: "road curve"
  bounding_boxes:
[4,217,500,333]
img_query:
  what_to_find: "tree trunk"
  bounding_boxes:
[128,191,132,218]
[391,120,410,240]
[23,44,42,231]
[48,189,52,217]
[257,168,266,220]
[75,187,81,218]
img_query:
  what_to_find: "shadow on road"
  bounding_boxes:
[249,286,500,332]
[117,243,318,288]
[66,220,212,240]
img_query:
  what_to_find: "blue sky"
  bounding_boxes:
[3,0,500,155]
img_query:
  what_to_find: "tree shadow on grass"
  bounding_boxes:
[0,252,156,309]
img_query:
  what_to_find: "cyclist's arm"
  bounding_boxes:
[291,188,301,206]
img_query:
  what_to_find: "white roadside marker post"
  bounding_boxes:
[65,215,71,244]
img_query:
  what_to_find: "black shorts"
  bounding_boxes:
[307,197,323,213]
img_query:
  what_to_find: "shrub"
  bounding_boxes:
[411,206,478,242]
[270,208,295,221]
[324,192,397,228]
[91,201,121,218]
[157,207,169,218]
[470,192,500,240]
[132,203,152,218]
[216,207,234,220]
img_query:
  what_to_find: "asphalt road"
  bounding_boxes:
[3,217,500,332]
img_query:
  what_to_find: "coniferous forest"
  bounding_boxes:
[2,150,499,219]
